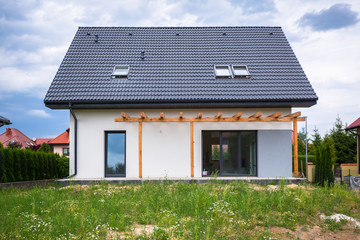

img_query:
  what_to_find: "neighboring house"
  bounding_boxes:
[48,128,70,157]
[0,128,36,149]
[34,138,53,146]
[346,117,360,175]
[0,116,11,127]
[44,27,317,179]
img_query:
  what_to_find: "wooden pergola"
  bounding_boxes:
[115,111,305,178]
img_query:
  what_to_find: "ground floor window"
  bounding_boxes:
[63,147,69,156]
[202,131,257,176]
[105,131,126,177]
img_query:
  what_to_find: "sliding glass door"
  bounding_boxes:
[202,131,257,176]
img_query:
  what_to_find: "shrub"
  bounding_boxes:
[3,149,15,182]
[0,149,7,183]
[25,150,35,181]
[12,149,23,181]
[19,150,28,181]
[0,142,3,149]
[315,139,335,187]
[38,143,51,153]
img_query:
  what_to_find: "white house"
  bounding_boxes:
[44,27,317,179]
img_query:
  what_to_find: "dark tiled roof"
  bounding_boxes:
[0,115,11,126]
[346,117,360,130]
[44,27,317,108]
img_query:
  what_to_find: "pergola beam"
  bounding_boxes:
[232,112,242,119]
[215,112,222,119]
[197,112,203,119]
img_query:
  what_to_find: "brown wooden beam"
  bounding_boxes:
[215,112,222,119]
[249,112,262,119]
[197,112,203,119]
[115,116,306,123]
[285,112,301,118]
[139,120,142,178]
[159,112,165,120]
[232,112,242,119]
[190,121,194,178]
[179,112,183,119]
[140,112,147,119]
[121,112,130,120]
[267,112,282,118]
[293,119,299,177]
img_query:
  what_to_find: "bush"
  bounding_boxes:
[38,143,51,153]
[0,142,3,149]
[0,148,68,183]
[315,139,335,187]
[0,149,7,183]
[12,149,22,181]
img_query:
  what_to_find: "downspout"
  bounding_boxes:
[69,103,77,176]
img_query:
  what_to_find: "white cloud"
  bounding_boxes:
[28,109,51,118]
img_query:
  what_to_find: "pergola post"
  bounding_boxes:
[190,121,194,178]
[293,119,298,177]
[139,120,142,178]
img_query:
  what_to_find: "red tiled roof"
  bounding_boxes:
[0,128,36,149]
[346,117,360,130]
[49,128,69,145]
[35,138,53,145]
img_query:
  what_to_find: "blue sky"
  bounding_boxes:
[0,0,360,139]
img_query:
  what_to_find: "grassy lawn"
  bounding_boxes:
[0,181,359,239]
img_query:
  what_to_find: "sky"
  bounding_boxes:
[0,0,359,140]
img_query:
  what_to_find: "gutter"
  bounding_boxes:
[69,103,77,176]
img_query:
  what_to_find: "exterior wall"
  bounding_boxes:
[257,130,292,177]
[69,108,292,179]
[53,145,68,156]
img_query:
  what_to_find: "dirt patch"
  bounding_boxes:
[270,226,360,239]
[62,184,89,191]
[106,224,156,239]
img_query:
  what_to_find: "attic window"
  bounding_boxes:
[232,65,250,77]
[214,65,232,78]
[111,65,129,78]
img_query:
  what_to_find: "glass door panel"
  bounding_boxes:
[221,132,239,175]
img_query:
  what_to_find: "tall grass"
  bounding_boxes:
[0,181,359,239]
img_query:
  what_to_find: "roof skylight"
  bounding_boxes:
[232,65,250,77]
[111,65,129,78]
[214,65,232,78]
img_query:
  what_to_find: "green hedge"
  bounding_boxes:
[293,155,315,176]
[0,149,69,183]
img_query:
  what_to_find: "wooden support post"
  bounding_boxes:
[293,119,298,177]
[190,121,194,178]
[139,120,142,178]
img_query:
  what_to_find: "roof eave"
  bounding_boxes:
[45,99,317,110]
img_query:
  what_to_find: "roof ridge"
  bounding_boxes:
[78,26,282,29]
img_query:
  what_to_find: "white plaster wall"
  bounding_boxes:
[69,108,292,179]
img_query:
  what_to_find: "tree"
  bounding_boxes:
[314,138,336,187]
[38,143,51,153]
[327,116,356,164]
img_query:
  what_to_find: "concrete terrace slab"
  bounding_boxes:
[56,177,307,186]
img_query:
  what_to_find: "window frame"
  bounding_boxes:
[214,65,232,78]
[63,147,70,156]
[104,131,126,177]
[231,65,250,78]
[111,65,130,78]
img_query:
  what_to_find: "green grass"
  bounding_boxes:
[0,181,359,239]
